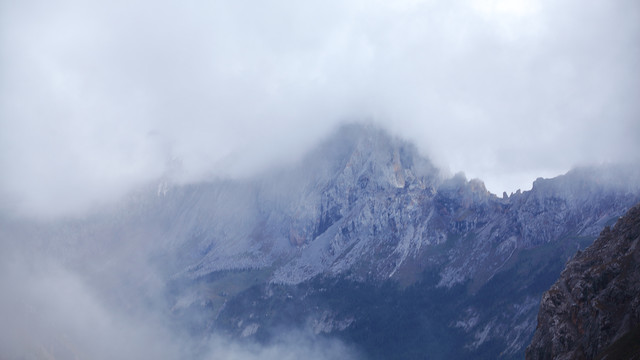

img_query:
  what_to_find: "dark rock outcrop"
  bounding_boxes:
[526,203,640,360]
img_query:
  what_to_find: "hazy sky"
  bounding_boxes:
[1,0,639,217]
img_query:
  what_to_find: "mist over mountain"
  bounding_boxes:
[2,123,639,359]
[3,0,640,219]
[2,0,639,357]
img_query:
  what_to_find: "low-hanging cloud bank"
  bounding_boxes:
[0,243,361,360]
[1,0,639,217]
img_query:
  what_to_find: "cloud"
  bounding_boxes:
[1,0,639,217]
[0,250,181,359]
[0,238,361,360]
[202,331,361,360]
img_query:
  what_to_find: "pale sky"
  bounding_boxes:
[1,0,639,217]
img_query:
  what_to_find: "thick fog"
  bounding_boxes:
[1,0,639,218]
[0,264,359,360]
[0,231,362,360]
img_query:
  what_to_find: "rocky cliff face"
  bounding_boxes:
[526,203,640,360]
[162,125,639,358]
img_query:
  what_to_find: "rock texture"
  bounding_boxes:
[526,203,640,360]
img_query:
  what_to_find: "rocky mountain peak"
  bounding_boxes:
[303,123,440,190]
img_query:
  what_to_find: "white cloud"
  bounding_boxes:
[0,242,361,360]
[1,0,639,217]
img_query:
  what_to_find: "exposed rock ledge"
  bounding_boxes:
[526,203,640,360]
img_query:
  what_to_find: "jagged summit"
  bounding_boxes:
[94,125,640,287]
[285,123,441,191]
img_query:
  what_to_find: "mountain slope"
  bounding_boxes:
[526,203,640,360]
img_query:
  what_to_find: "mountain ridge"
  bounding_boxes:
[2,123,639,359]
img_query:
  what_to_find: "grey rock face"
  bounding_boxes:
[526,203,640,360]
[123,125,637,291]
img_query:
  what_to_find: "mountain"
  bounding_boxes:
[526,203,640,360]
[2,123,639,359]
